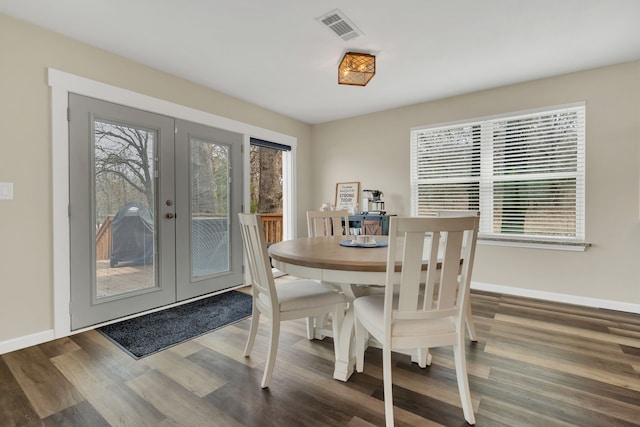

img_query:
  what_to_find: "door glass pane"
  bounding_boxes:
[94,120,156,298]
[191,138,230,278]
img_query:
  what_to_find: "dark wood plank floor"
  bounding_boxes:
[2,279,640,426]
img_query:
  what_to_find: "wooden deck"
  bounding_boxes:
[96,260,154,298]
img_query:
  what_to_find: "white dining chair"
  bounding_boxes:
[437,210,480,342]
[354,215,479,426]
[306,209,351,238]
[305,209,351,340]
[407,210,481,369]
[239,213,346,388]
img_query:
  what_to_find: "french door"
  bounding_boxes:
[69,94,242,330]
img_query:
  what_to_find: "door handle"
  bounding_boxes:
[165,213,175,219]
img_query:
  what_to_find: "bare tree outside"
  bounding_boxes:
[94,123,231,221]
[191,139,229,216]
[94,121,155,225]
[250,145,282,213]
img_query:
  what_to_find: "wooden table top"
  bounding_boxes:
[268,236,424,272]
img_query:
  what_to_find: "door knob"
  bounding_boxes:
[165,213,175,219]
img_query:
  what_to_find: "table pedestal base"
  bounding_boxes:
[332,284,433,381]
[333,295,356,381]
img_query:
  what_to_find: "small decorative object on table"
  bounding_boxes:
[339,235,388,248]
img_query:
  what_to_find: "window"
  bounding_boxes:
[410,103,585,243]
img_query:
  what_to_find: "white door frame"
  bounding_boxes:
[49,68,297,337]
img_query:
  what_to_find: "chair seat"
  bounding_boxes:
[258,280,344,312]
[354,295,456,340]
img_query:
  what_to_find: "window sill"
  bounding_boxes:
[478,237,591,252]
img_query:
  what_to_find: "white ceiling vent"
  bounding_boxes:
[317,9,363,41]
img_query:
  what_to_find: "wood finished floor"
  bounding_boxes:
[2,278,640,426]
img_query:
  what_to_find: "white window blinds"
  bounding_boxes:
[410,103,585,241]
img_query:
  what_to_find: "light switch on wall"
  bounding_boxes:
[0,182,14,200]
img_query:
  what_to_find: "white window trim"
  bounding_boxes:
[49,68,297,337]
[410,102,587,251]
[478,238,589,252]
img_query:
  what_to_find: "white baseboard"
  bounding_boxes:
[0,329,55,355]
[472,281,640,314]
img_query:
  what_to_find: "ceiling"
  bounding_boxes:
[2,0,640,124]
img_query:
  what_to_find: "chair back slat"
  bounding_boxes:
[396,231,424,312]
[238,213,277,311]
[438,229,465,309]
[436,210,480,310]
[422,231,439,311]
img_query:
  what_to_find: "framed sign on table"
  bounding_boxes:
[335,181,360,212]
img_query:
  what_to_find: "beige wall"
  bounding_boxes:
[0,14,312,343]
[311,61,640,306]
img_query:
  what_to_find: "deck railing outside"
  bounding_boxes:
[260,213,284,243]
[95,215,114,260]
[96,212,285,260]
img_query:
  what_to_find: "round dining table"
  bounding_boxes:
[268,235,430,381]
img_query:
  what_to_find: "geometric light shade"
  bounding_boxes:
[338,52,375,86]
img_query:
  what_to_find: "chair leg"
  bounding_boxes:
[354,315,366,373]
[465,298,478,342]
[453,337,475,425]
[244,306,260,357]
[307,313,331,340]
[416,348,432,368]
[382,345,395,427]
[261,316,280,388]
[306,317,315,340]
